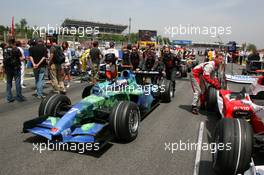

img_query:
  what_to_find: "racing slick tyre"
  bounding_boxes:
[205,86,217,111]
[39,93,57,116]
[159,78,173,102]
[212,118,253,175]
[38,94,71,117]
[181,65,188,77]
[82,84,94,98]
[109,101,140,142]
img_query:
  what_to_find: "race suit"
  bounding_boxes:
[104,48,119,80]
[190,61,219,107]
[143,50,156,71]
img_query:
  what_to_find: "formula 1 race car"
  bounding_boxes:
[242,60,264,75]
[23,70,173,148]
[212,76,264,175]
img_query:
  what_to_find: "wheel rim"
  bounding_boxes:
[176,71,181,78]
[128,109,139,134]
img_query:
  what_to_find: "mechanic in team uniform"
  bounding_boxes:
[103,42,119,80]
[130,45,141,70]
[161,47,179,96]
[190,55,223,114]
[142,44,156,71]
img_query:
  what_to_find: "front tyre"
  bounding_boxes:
[212,118,253,175]
[38,94,71,117]
[109,101,140,142]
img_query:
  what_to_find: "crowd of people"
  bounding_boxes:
[1,37,263,117]
[0,37,74,102]
[204,48,264,65]
[0,38,189,103]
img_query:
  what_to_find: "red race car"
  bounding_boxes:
[212,76,264,175]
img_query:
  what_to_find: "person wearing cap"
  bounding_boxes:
[103,42,119,80]
[190,55,223,114]
[29,38,48,99]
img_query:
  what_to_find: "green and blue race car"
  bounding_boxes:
[23,70,173,147]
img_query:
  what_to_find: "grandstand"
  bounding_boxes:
[61,19,127,34]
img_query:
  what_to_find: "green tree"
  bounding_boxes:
[157,35,163,44]
[241,43,246,50]
[0,25,7,33]
[15,23,20,29]
[247,43,257,52]
[14,18,28,37]
[128,33,138,44]
[162,37,171,45]
[20,18,27,29]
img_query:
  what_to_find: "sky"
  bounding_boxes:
[0,0,263,48]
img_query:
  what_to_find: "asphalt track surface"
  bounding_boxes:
[0,59,263,175]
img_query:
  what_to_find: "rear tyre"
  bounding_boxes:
[206,86,217,111]
[109,101,140,142]
[181,65,188,77]
[38,94,71,117]
[159,79,173,102]
[212,118,253,175]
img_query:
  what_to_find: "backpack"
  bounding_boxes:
[105,53,116,64]
[131,52,140,67]
[3,47,20,69]
[122,49,131,65]
[53,46,65,64]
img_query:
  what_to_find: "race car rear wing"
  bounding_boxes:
[132,70,162,77]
